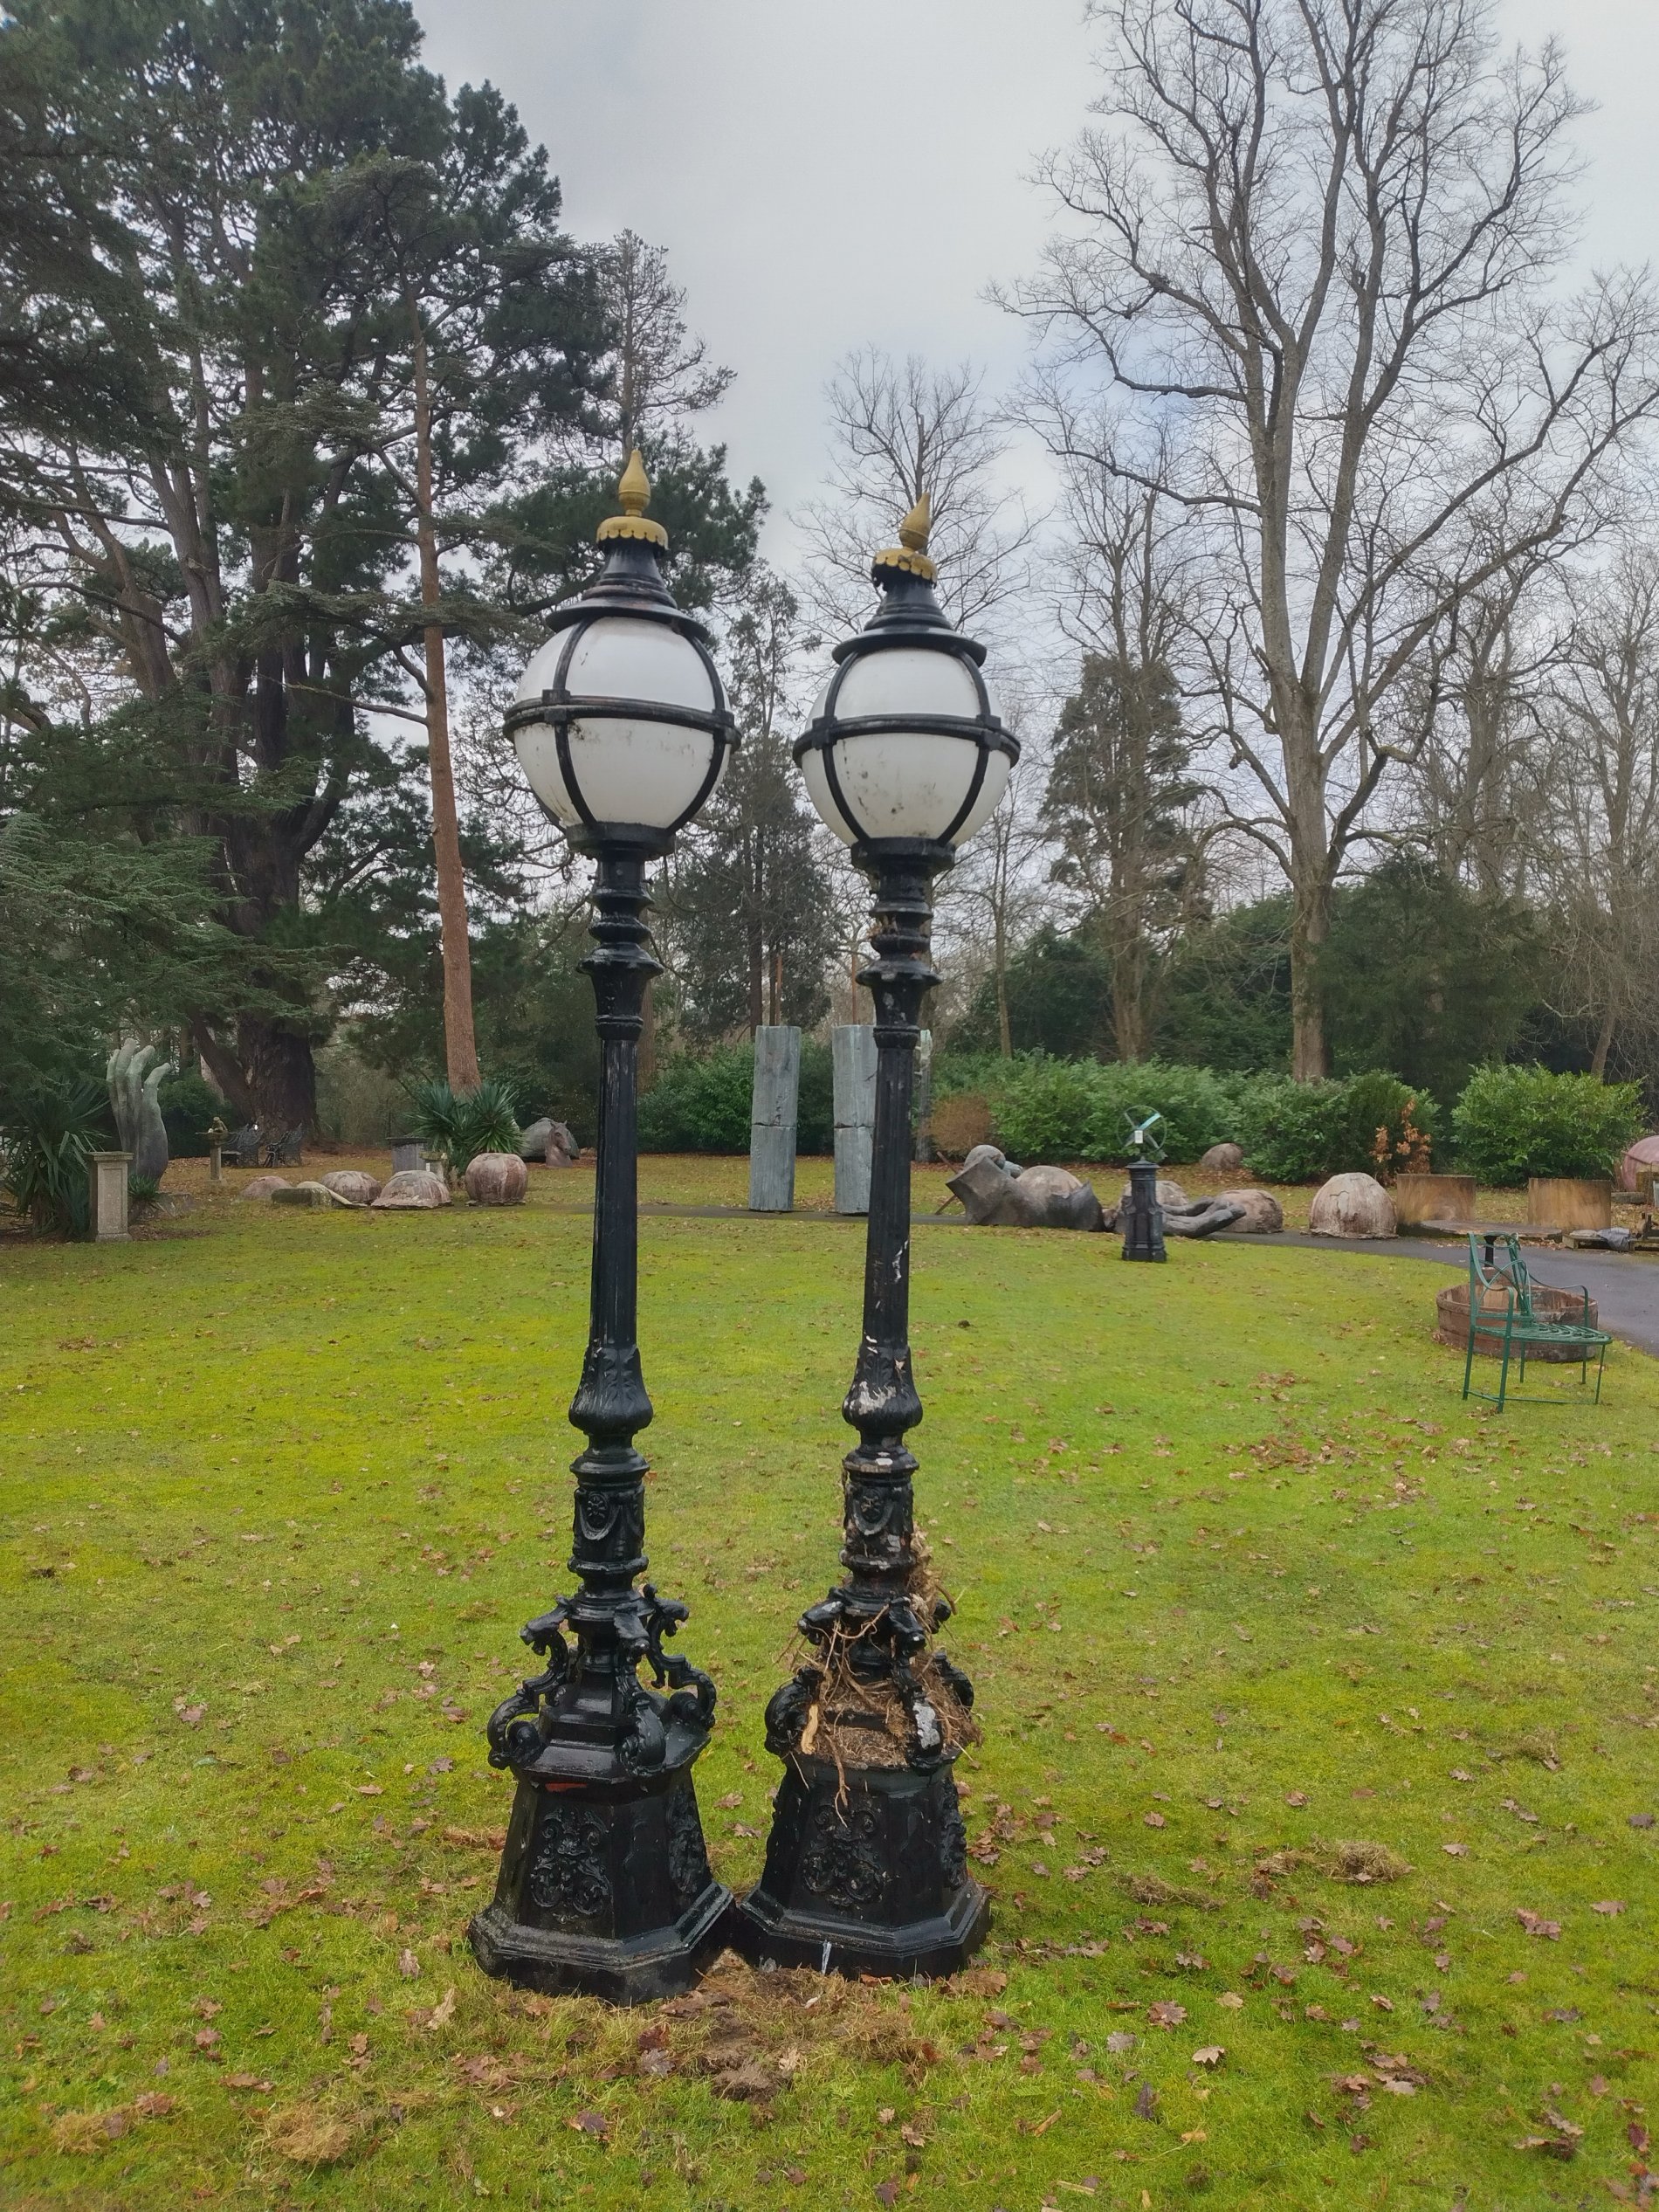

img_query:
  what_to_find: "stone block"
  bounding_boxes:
[832,1024,877,1215]
[749,1025,800,1212]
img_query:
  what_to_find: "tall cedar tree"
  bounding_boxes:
[0,0,606,1125]
[1043,653,1201,1060]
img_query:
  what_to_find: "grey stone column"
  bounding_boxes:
[832,1023,878,1214]
[89,1153,133,1243]
[748,1026,800,1213]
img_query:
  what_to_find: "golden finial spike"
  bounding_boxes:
[618,447,651,516]
[898,493,931,554]
[596,445,667,548]
[871,489,937,582]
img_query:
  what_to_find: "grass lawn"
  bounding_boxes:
[2,1161,1656,2210]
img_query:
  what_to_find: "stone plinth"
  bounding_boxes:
[832,1024,877,1215]
[748,1026,800,1213]
[88,1152,132,1243]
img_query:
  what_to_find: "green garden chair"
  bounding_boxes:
[1461,1233,1610,1410]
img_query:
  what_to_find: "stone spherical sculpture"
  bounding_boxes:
[321,1169,381,1206]
[370,1169,451,1210]
[465,1151,527,1207]
[1200,1142,1244,1173]
[1309,1171,1396,1239]
[1216,1188,1284,1234]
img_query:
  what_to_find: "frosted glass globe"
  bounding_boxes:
[799,648,1007,845]
[513,616,722,832]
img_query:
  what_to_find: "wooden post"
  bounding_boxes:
[748,1026,800,1213]
[89,1152,133,1243]
[832,1024,877,1215]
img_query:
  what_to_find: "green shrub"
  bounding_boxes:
[157,1070,224,1158]
[408,1077,522,1173]
[1236,1071,1437,1182]
[0,1076,113,1235]
[1079,1061,1233,1164]
[797,1039,833,1155]
[1450,1064,1645,1184]
[987,1055,1099,1161]
[637,1047,754,1154]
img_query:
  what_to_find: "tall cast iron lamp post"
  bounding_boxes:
[470,453,735,2002]
[733,497,1017,1977]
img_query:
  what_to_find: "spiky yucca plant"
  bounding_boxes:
[0,1077,113,1236]
[408,1077,521,1175]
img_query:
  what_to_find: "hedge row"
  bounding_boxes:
[638,1044,1645,1183]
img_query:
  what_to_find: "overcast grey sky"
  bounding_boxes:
[413,0,1659,565]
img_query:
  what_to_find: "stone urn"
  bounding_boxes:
[237,1175,292,1202]
[321,1169,382,1206]
[1216,1188,1283,1234]
[1200,1142,1244,1173]
[1309,1172,1395,1238]
[465,1151,527,1206]
[370,1169,451,1210]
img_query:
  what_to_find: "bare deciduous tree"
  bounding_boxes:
[797,348,1036,637]
[1532,546,1659,1078]
[1009,0,1659,1076]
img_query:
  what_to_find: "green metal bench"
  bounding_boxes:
[1461,1232,1610,1410]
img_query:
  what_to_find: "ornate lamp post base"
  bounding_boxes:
[1121,1157,1167,1262]
[469,1756,728,2007]
[733,1756,987,1979]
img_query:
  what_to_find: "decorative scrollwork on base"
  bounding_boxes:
[485,1605,572,1771]
[801,1798,888,1914]
[527,1804,612,1921]
[665,1785,712,1910]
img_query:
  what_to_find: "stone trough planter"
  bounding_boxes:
[1434,1280,1601,1362]
[1393,1173,1476,1228]
[1526,1176,1612,1231]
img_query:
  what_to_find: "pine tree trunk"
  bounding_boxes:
[410,310,480,1094]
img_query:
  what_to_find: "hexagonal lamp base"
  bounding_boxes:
[729,1755,988,1981]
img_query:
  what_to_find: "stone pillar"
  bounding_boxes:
[748,1025,800,1213]
[913,1028,934,1163]
[390,1135,423,1175]
[832,1023,878,1215]
[89,1152,133,1243]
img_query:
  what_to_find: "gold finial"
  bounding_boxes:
[872,489,937,582]
[596,447,668,548]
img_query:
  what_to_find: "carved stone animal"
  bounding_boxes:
[370,1169,451,1210]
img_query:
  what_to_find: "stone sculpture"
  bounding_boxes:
[947,1146,1105,1231]
[370,1169,451,1209]
[1109,1175,1244,1238]
[237,1175,292,1201]
[107,1041,176,1183]
[1215,1188,1283,1233]
[1200,1141,1244,1173]
[320,1170,381,1206]
[272,1180,356,1209]
[1309,1171,1396,1238]
[518,1117,579,1166]
[465,1151,527,1206]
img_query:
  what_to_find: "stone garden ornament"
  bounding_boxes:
[107,1040,176,1184]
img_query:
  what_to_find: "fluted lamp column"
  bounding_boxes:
[469,453,736,2003]
[733,497,1018,1978]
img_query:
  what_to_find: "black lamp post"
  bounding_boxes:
[733,498,1017,1978]
[469,453,736,2003]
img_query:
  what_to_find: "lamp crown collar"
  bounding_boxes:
[597,448,668,549]
[871,491,937,583]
